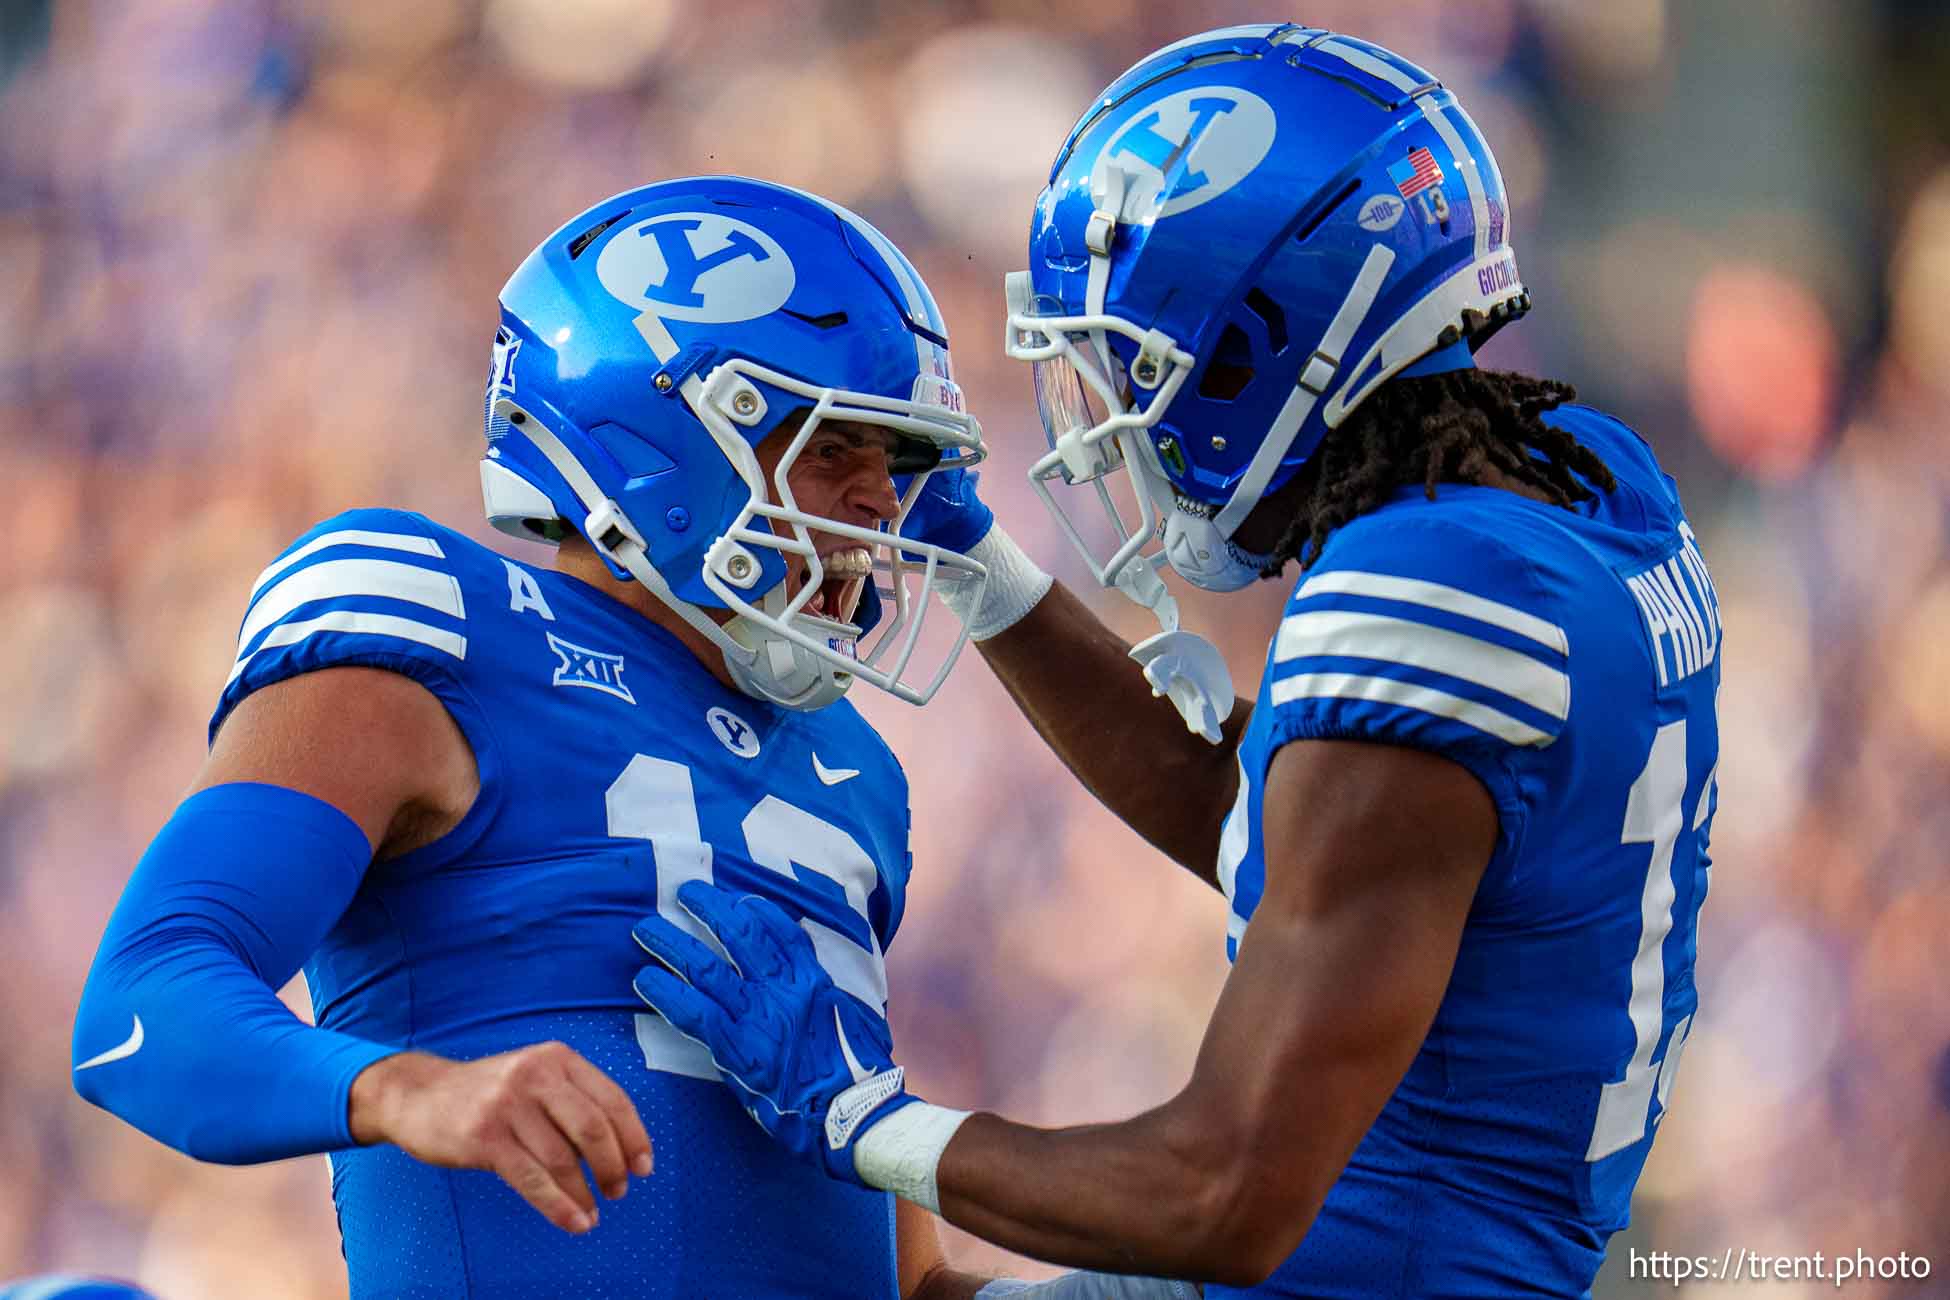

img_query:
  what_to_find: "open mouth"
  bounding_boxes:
[800,545,872,624]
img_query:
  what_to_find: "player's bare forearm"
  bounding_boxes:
[932,1103,1275,1286]
[926,740,1499,1286]
[976,580,1249,886]
[926,892,1425,1281]
[927,971,1400,1285]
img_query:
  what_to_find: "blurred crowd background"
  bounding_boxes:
[1,0,1946,1295]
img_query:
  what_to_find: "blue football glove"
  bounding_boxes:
[631,881,917,1186]
[895,462,995,556]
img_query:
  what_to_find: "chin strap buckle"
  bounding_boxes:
[583,499,645,562]
[1085,208,1117,257]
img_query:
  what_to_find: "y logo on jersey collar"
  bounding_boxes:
[707,705,761,759]
[596,212,797,325]
[547,632,635,704]
[1091,86,1277,221]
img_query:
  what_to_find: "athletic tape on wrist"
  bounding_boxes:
[851,1100,971,1214]
[938,526,1054,642]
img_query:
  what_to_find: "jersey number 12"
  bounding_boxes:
[606,753,887,1081]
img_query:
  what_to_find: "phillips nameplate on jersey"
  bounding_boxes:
[1624,521,1721,688]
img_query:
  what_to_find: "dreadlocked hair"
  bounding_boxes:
[1264,368,1617,573]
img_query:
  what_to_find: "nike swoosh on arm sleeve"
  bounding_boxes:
[71,783,400,1163]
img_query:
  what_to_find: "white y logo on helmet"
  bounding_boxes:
[596,212,797,324]
[1091,86,1277,221]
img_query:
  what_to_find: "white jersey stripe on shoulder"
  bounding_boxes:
[1276,609,1570,720]
[1269,670,1552,747]
[228,610,466,686]
[1296,569,1568,653]
[240,557,464,654]
[1416,93,1491,261]
[250,529,446,600]
[1314,37,1423,93]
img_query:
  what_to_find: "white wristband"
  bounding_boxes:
[939,526,1054,642]
[851,1100,971,1214]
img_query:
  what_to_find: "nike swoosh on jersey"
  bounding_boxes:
[834,1007,871,1084]
[812,753,860,786]
[75,1014,144,1072]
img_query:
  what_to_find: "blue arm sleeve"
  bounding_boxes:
[71,782,401,1164]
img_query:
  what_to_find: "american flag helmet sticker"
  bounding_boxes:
[1388,147,1445,199]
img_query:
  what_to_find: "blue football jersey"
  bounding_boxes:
[1210,407,1721,1299]
[212,509,914,1300]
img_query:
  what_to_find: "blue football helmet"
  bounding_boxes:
[1007,24,1529,599]
[484,177,987,710]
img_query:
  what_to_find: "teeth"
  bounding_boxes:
[821,548,872,580]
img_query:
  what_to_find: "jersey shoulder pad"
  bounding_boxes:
[1543,402,1678,513]
[212,508,480,739]
[1266,510,1571,761]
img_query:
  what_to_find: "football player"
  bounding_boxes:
[70,177,1189,1299]
[631,28,1722,1299]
